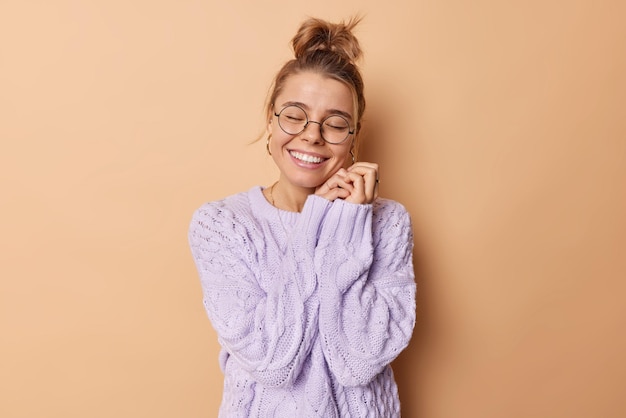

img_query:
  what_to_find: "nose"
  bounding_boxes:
[301,120,324,144]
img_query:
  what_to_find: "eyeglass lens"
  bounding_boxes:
[277,105,351,144]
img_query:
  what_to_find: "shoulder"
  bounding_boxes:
[189,187,264,241]
[191,186,263,223]
[192,190,248,219]
[372,197,411,223]
[371,197,413,241]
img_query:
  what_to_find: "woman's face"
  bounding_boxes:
[267,71,355,191]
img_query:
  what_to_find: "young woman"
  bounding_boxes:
[189,17,416,417]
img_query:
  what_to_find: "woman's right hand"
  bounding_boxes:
[315,168,354,201]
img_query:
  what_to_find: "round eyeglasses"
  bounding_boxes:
[273,105,355,145]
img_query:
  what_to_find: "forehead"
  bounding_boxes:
[276,72,354,117]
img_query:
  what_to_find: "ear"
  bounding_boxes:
[266,106,274,134]
[266,116,272,135]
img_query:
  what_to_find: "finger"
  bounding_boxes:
[316,170,353,196]
[347,164,378,203]
[317,168,346,191]
[325,175,355,193]
[316,186,351,202]
[315,182,330,195]
[347,162,378,174]
[348,165,378,181]
[343,171,368,204]
[348,162,379,189]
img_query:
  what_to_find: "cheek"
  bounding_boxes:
[269,128,292,152]
[333,144,352,161]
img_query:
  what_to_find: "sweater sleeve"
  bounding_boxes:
[188,196,331,388]
[314,198,416,386]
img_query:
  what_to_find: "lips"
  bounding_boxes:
[289,150,328,164]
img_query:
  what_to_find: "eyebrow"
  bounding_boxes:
[280,101,353,121]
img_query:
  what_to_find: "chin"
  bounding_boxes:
[296,179,325,190]
[287,174,326,190]
[285,165,343,189]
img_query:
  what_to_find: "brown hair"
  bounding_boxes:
[263,17,366,145]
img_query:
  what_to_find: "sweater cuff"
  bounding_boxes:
[319,199,373,247]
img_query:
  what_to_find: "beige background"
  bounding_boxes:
[1,1,625,417]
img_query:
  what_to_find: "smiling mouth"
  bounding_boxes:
[289,150,328,164]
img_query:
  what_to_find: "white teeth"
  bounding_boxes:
[290,151,324,163]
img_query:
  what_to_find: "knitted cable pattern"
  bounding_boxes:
[189,186,416,417]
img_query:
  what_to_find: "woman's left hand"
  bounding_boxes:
[343,162,379,204]
[316,162,379,204]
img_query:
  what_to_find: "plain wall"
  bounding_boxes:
[1,1,625,417]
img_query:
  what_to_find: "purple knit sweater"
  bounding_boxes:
[188,186,416,417]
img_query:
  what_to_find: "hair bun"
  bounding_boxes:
[291,17,363,64]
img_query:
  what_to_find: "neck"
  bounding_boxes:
[268,180,314,213]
